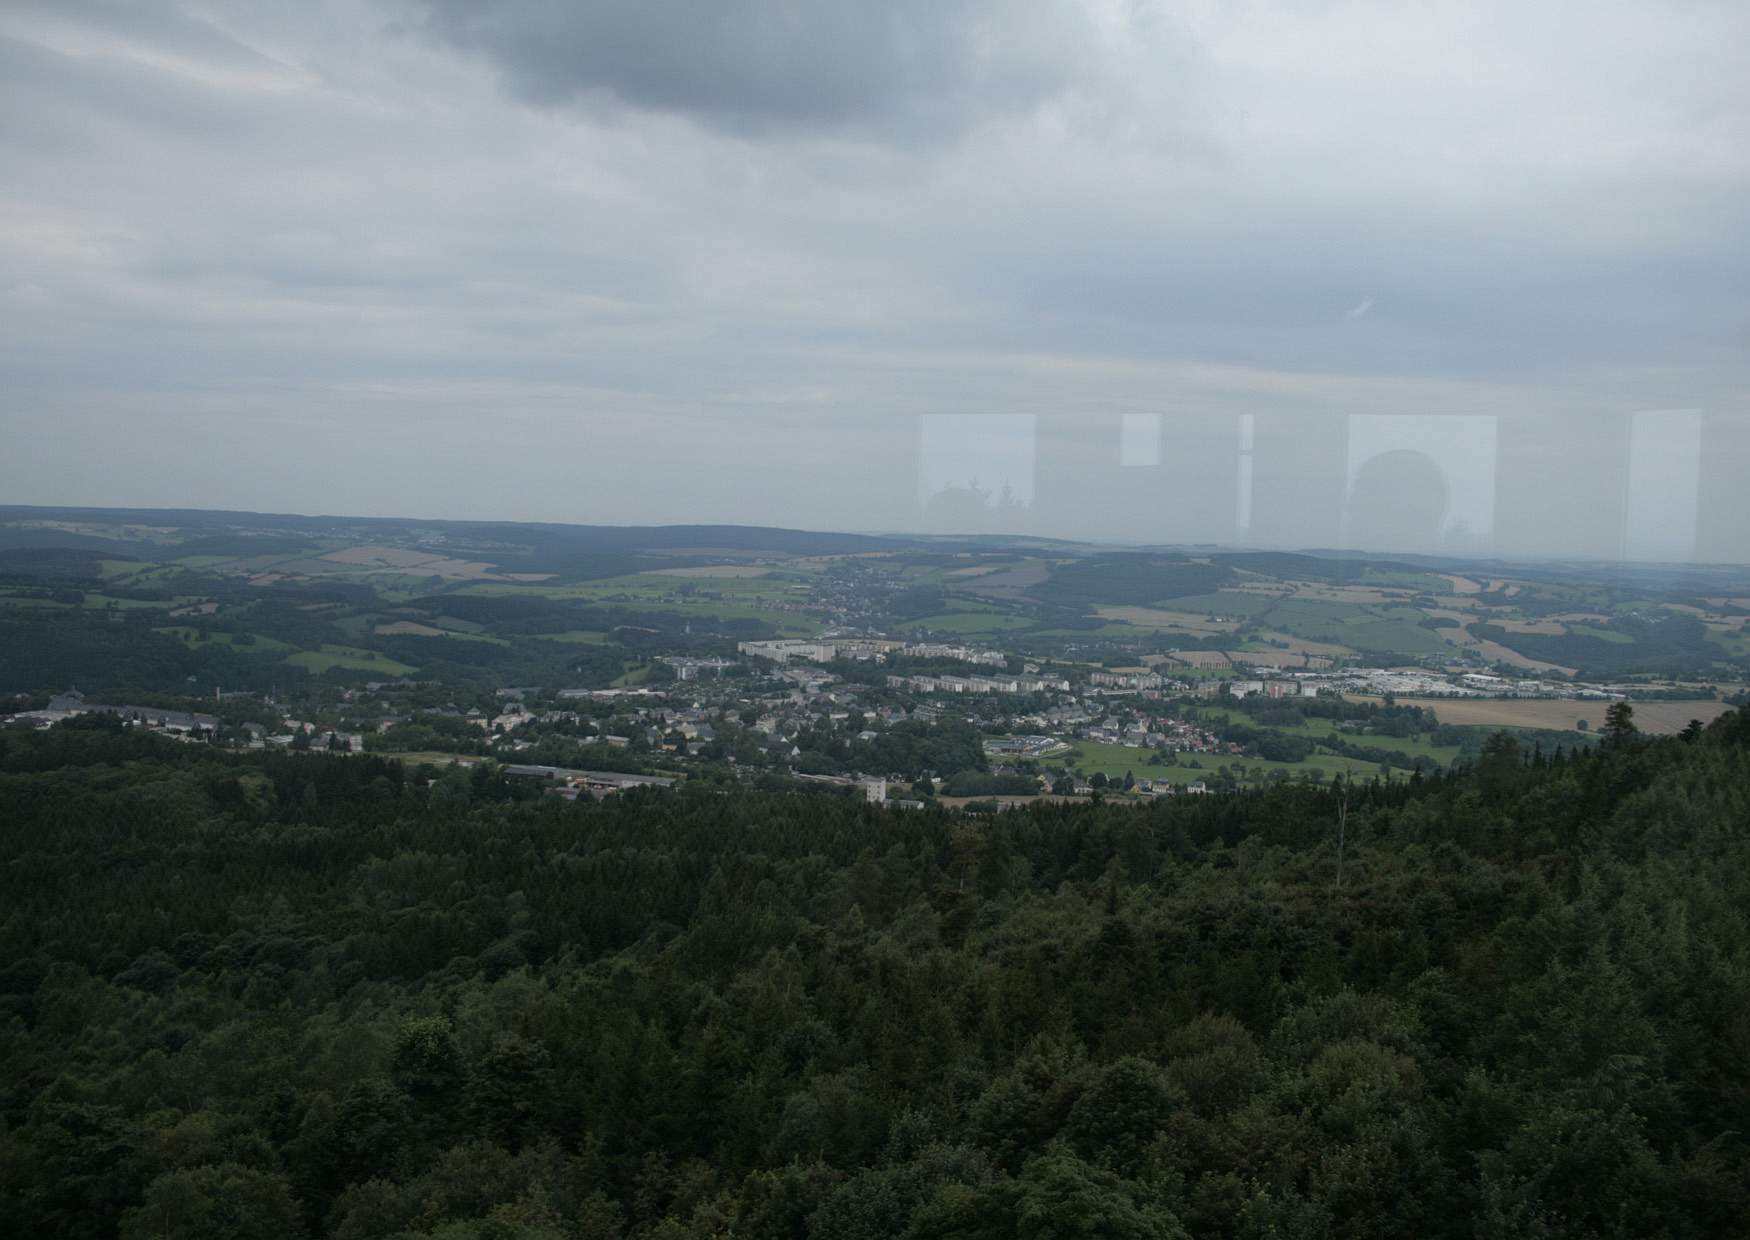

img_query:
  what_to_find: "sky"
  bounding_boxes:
[2,0,1746,558]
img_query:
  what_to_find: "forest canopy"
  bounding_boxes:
[2,710,1749,1237]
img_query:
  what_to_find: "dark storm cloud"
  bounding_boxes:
[408,0,1097,138]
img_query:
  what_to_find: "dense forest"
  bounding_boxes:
[2,711,1749,1238]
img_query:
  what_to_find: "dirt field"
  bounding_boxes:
[1347,695,1731,735]
[1239,647,1330,668]
[1441,574,1482,594]
[1234,649,1335,669]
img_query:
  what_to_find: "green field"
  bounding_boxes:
[97,559,149,578]
[477,572,808,602]
[1057,739,1401,784]
[79,593,175,611]
[610,661,652,687]
[285,645,417,675]
[457,581,822,636]
[903,611,1034,635]
[1155,591,1281,618]
[1192,706,1463,765]
[531,630,613,644]
[1259,600,1451,656]
[156,626,296,653]
[1031,624,1152,639]
[1569,624,1633,644]
[0,595,74,609]
[1356,569,1452,591]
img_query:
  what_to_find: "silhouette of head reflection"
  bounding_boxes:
[1347,449,1450,551]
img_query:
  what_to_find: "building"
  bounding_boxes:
[504,764,675,794]
[663,656,737,681]
[1089,671,1165,691]
[738,638,903,664]
[904,643,1006,666]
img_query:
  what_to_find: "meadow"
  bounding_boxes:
[1058,738,1399,784]
[285,644,418,676]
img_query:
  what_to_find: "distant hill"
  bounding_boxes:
[0,507,902,561]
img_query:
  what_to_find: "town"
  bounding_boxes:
[9,623,1724,809]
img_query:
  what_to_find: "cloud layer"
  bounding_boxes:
[411,0,1099,140]
[1,0,1746,553]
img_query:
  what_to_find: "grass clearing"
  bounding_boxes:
[97,559,151,578]
[611,662,652,687]
[286,645,418,675]
[0,595,75,609]
[1058,740,1398,784]
[1096,606,1238,633]
[1192,706,1463,765]
[1570,624,1634,644]
[904,611,1034,635]
[81,594,174,611]
[1155,591,1280,618]
[156,627,295,653]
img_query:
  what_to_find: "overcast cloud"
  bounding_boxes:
[1,0,1746,556]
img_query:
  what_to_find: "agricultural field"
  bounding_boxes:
[1229,648,1336,670]
[1346,695,1732,735]
[1058,739,1398,784]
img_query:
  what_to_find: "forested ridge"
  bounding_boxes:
[3,713,1750,1238]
